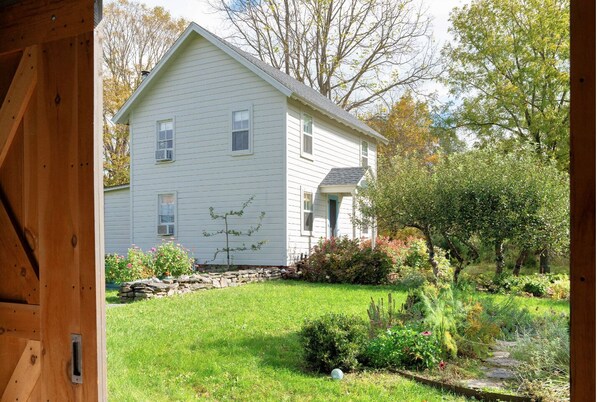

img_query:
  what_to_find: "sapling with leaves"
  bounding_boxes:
[203,195,267,268]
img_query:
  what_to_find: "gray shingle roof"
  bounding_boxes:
[320,167,367,186]
[212,34,387,143]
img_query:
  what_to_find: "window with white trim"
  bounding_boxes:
[302,190,314,233]
[156,120,174,161]
[361,141,369,168]
[157,193,176,236]
[301,113,313,158]
[232,109,251,153]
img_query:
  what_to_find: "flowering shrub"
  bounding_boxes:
[364,325,442,370]
[105,243,195,283]
[301,237,394,285]
[127,246,155,279]
[104,253,130,283]
[153,241,194,277]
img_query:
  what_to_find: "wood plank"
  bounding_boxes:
[23,87,39,260]
[570,0,596,400]
[0,0,95,55]
[0,302,40,341]
[0,45,37,170]
[0,194,39,304]
[0,340,41,402]
[34,31,104,401]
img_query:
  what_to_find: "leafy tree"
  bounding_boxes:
[203,196,267,268]
[356,157,441,277]
[358,148,569,279]
[364,93,440,165]
[101,0,187,186]
[212,0,438,112]
[443,0,570,170]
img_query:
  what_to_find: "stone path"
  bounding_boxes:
[462,340,520,391]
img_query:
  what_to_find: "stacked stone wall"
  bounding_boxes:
[117,268,282,302]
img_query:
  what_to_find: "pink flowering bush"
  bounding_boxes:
[104,249,152,283]
[153,241,194,278]
[104,253,129,283]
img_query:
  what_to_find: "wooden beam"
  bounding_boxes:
[0,302,40,341]
[570,0,596,400]
[0,45,36,170]
[0,0,95,55]
[0,340,41,402]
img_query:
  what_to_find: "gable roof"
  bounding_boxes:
[113,23,387,144]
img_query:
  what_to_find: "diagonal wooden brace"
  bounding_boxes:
[0,45,37,170]
[0,193,39,299]
[0,339,41,402]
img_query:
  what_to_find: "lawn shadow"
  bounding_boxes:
[189,330,320,377]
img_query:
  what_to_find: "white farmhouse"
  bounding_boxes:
[105,23,387,266]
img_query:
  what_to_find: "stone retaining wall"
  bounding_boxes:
[117,268,282,303]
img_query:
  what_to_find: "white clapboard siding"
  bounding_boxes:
[128,36,287,266]
[104,186,131,255]
[285,98,377,265]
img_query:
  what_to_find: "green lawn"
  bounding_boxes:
[106,280,568,401]
[107,281,472,401]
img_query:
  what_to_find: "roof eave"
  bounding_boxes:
[290,94,388,145]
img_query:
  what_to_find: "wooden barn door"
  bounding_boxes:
[0,1,106,401]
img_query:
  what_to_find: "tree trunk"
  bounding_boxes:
[494,240,505,274]
[442,233,463,283]
[423,228,439,278]
[539,249,550,273]
[513,249,528,276]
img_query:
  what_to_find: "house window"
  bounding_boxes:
[232,109,251,153]
[157,193,176,236]
[302,190,314,233]
[361,141,369,168]
[301,113,313,159]
[156,120,174,161]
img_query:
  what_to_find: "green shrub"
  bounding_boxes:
[153,241,194,277]
[104,253,129,283]
[456,301,500,358]
[300,313,369,373]
[365,325,442,370]
[511,313,570,401]
[302,237,394,285]
[476,296,535,340]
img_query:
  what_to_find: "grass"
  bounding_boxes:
[106,280,569,401]
[106,289,120,304]
[107,281,471,401]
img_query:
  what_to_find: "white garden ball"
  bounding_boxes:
[331,368,344,380]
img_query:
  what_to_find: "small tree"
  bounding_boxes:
[203,195,266,268]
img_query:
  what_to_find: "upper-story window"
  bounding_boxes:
[301,113,313,159]
[361,140,369,168]
[156,119,174,162]
[232,108,252,154]
[157,193,176,236]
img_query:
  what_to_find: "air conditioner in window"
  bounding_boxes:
[155,149,173,161]
[157,224,174,236]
